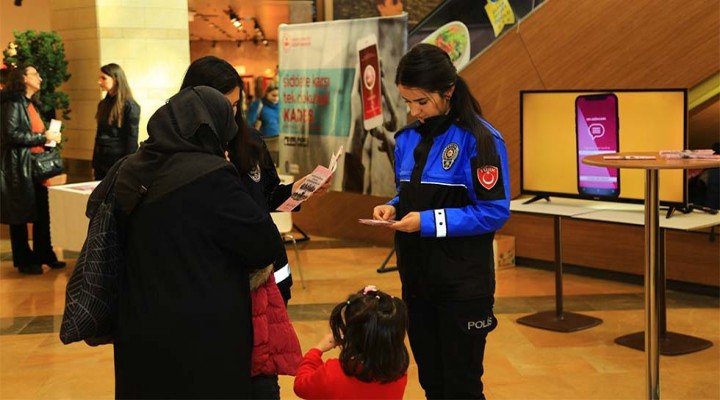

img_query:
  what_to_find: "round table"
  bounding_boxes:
[583,152,720,400]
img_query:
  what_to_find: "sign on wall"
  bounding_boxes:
[278,14,407,196]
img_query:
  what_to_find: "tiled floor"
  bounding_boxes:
[0,237,718,399]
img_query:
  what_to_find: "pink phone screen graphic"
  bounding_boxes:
[359,44,382,121]
[576,94,619,195]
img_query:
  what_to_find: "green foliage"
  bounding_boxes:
[3,30,72,120]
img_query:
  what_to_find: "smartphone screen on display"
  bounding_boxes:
[575,93,620,198]
[357,35,383,130]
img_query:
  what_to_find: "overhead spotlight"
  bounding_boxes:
[236,40,242,48]
[227,8,243,30]
[211,40,217,48]
[14,0,22,6]
[262,39,269,47]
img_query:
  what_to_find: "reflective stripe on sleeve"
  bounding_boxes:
[434,209,447,238]
[274,264,291,283]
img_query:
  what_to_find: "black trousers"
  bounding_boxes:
[406,295,497,399]
[9,184,57,266]
[250,374,280,399]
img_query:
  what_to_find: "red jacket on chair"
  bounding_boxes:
[250,266,302,376]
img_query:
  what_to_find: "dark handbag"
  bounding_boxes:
[60,161,125,346]
[31,148,64,183]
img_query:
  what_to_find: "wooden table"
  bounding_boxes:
[583,152,720,400]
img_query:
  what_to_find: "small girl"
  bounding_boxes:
[294,285,409,399]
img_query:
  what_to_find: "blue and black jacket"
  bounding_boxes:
[389,114,511,301]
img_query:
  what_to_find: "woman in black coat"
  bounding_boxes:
[0,65,65,274]
[112,86,284,399]
[93,63,140,180]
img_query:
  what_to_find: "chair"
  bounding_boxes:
[273,174,305,288]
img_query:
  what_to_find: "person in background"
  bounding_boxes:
[180,56,326,399]
[93,63,140,180]
[112,86,284,399]
[0,65,65,275]
[373,43,511,399]
[0,66,9,90]
[293,285,409,399]
[375,0,404,16]
[247,83,280,164]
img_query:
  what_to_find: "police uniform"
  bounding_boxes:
[239,128,294,303]
[389,114,510,399]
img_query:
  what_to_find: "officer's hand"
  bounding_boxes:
[390,212,420,233]
[373,204,396,221]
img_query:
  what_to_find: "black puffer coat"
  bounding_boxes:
[0,93,47,224]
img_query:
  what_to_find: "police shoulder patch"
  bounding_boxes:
[442,143,460,170]
[477,165,498,190]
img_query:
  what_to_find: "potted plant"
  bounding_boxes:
[3,30,72,184]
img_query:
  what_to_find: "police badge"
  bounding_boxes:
[442,143,459,170]
[248,164,261,183]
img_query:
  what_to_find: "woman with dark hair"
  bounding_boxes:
[0,65,65,274]
[93,63,140,180]
[180,56,328,305]
[293,285,409,399]
[112,86,284,399]
[180,56,312,399]
[373,43,511,399]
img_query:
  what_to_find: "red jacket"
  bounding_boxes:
[250,268,302,376]
[294,348,407,399]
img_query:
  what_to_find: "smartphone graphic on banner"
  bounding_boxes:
[575,93,620,198]
[357,35,383,130]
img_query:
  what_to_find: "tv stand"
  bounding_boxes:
[682,203,719,215]
[522,194,550,205]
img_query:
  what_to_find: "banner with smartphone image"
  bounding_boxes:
[278,14,407,196]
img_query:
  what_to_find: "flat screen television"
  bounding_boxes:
[520,89,688,208]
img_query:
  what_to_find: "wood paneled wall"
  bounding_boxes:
[295,0,720,287]
[462,0,720,198]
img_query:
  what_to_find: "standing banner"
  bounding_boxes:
[278,14,407,196]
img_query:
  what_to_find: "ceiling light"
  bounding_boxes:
[227,8,243,31]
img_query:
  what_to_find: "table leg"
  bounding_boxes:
[615,228,714,355]
[377,246,398,273]
[517,216,603,332]
[645,170,660,400]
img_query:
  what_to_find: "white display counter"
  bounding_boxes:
[48,181,100,253]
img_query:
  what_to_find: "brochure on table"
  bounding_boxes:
[276,146,343,212]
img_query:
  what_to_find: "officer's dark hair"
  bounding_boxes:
[180,56,264,174]
[395,43,499,166]
[329,287,409,383]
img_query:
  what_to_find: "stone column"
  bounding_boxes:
[50,0,190,160]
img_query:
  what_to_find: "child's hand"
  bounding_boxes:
[314,333,336,353]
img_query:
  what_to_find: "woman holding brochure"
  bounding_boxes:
[0,65,65,275]
[180,56,331,398]
[180,56,330,305]
[372,44,511,399]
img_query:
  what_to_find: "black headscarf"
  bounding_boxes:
[113,86,238,216]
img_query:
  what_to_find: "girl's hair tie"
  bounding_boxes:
[363,285,378,295]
